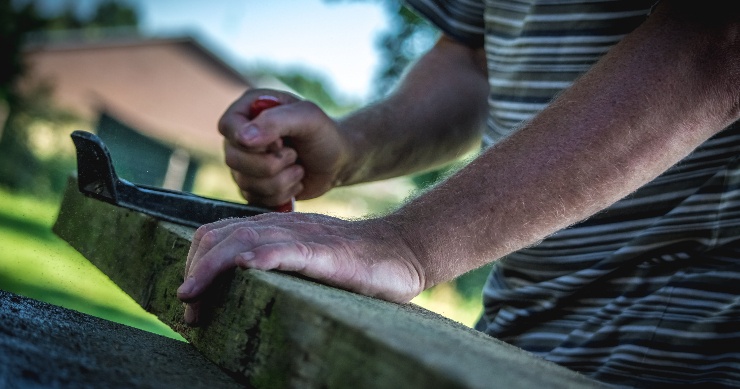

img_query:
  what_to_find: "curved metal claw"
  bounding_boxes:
[70,130,273,228]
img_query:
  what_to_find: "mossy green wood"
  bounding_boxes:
[53,176,606,389]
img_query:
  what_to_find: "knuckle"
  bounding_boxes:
[232,226,259,245]
[217,118,228,135]
[193,225,212,243]
[226,152,282,179]
[296,101,326,122]
[283,148,299,164]
[258,108,281,127]
[217,114,235,137]
[199,229,221,249]
[231,171,248,189]
[294,241,313,259]
[274,170,295,189]
[248,248,274,269]
[223,148,241,170]
[297,100,321,114]
[251,183,278,198]
[263,161,283,177]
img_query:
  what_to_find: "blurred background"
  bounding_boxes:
[0,0,490,339]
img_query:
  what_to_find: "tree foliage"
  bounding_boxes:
[248,2,437,118]
[0,0,140,196]
[0,1,46,105]
[42,0,139,33]
[1,0,140,104]
[371,1,438,97]
[325,0,438,98]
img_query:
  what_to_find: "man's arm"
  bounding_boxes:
[220,35,488,205]
[179,2,739,322]
[336,35,489,185]
[389,1,740,287]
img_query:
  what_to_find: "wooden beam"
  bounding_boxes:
[53,176,606,389]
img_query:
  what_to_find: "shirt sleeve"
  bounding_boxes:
[404,0,485,48]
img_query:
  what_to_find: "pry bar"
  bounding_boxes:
[70,130,273,228]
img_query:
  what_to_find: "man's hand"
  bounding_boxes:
[177,213,426,325]
[219,89,352,207]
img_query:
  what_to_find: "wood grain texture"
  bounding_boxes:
[53,176,606,389]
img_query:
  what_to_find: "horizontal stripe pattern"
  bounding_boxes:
[482,125,740,387]
[481,0,655,144]
[406,0,740,386]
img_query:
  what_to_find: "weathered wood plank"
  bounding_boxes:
[0,289,241,388]
[53,176,606,389]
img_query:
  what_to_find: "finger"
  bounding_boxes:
[220,116,283,150]
[245,182,303,208]
[224,140,297,178]
[184,301,201,326]
[185,218,246,278]
[228,90,301,119]
[186,216,304,293]
[185,216,265,278]
[184,214,279,277]
[232,165,305,207]
[179,225,297,301]
[219,106,285,149]
[251,100,328,139]
[220,102,297,149]
[232,101,330,151]
[224,139,283,155]
[237,241,350,285]
[236,241,313,273]
[217,104,249,139]
[218,89,302,144]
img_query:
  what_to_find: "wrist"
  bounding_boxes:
[375,213,434,291]
[333,117,369,187]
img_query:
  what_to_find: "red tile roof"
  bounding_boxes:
[22,36,253,157]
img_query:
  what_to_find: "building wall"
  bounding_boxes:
[96,112,198,192]
[22,38,252,158]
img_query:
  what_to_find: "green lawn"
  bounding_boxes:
[0,187,183,340]
[1,180,486,336]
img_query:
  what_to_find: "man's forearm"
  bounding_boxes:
[388,2,740,289]
[336,36,490,186]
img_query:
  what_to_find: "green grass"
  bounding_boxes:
[0,178,487,336]
[0,188,184,340]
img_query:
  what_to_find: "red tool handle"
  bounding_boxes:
[248,95,282,117]
[248,96,294,212]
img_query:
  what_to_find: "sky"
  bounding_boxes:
[32,0,393,102]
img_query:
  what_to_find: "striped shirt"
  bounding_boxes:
[406,0,740,387]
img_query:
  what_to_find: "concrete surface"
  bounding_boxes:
[0,289,241,389]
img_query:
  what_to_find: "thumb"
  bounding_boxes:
[235,122,282,149]
[218,107,282,149]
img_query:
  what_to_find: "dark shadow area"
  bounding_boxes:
[0,209,56,241]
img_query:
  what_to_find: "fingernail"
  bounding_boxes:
[291,165,305,179]
[184,304,196,325]
[239,125,260,144]
[178,276,196,296]
[239,252,255,262]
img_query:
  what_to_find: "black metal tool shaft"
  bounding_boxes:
[70,130,273,228]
